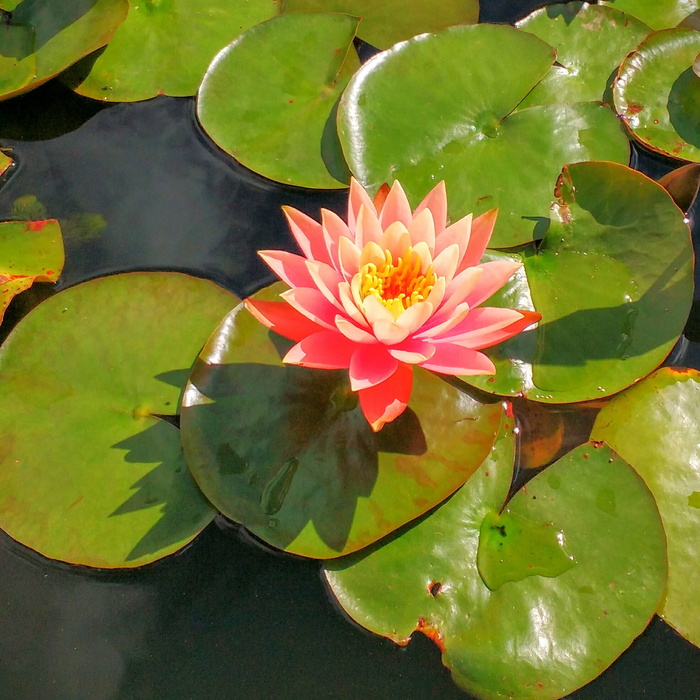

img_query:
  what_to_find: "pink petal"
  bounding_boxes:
[388,338,436,363]
[416,301,471,339]
[358,362,413,432]
[359,240,386,269]
[432,242,460,283]
[355,205,383,249]
[379,221,411,260]
[424,275,446,311]
[414,181,447,234]
[335,316,376,344]
[379,180,413,229]
[396,300,433,335]
[282,206,328,264]
[338,235,362,279]
[457,208,498,272]
[464,259,522,308]
[349,344,399,391]
[419,343,496,376]
[442,309,541,348]
[435,213,472,265]
[283,330,356,369]
[258,249,315,289]
[348,178,377,231]
[245,299,325,342]
[339,280,369,328]
[280,287,337,330]
[306,259,344,311]
[321,208,350,273]
[362,293,395,327]
[426,267,483,327]
[406,208,436,255]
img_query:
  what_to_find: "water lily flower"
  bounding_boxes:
[246,179,540,432]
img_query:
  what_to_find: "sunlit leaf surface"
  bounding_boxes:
[0,272,237,568]
[592,367,700,648]
[338,23,629,247]
[325,431,667,700]
[180,284,504,559]
[600,0,700,29]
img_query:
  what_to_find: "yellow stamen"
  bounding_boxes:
[360,246,437,320]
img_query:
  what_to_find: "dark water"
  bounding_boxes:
[1,2,700,699]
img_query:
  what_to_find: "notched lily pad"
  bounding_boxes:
[0,272,238,568]
[614,28,700,161]
[281,0,478,50]
[180,284,504,559]
[338,23,629,247]
[465,161,693,403]
[197,12,359,188]
[325,438,667,700]
[517,2,651,108]
[0,0,129,100]
[0,219,63,324]
[592,367,700,648]
[62,0,279,102]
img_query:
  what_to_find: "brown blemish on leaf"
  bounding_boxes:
[416,617,445,652]
[393,456,439,488]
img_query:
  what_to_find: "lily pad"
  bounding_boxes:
[61,0,279,102]
[0,149,12,176]
[325,437,667,700]
[600,0,700,29]
[658,161,700,211]
[464,161,693,403]
[281,0,478,50]
[592,367,700,648]
[517,2,651,108]
[0,272,238,568]
[0,219,64,324]
[338,23,630,247]
[197,12,358,189]
[180,284,504,560]
[614,28,700,161]
[0,0,128,101]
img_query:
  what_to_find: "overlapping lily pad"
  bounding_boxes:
[61,0,279,102]
[464,161,693,403]
[0,272,238,568]
[592,368,700,648]
[0,219,63,324]
[517,2,651,108]
[338,23,629,247]
[197,12,359,188]
[0,149,12,176]
[0,0,128,100]
[600,0,700,29]
[180,284,504,560]
[614,28,700,161]
[281,0,478,49]
[325,434,667,700]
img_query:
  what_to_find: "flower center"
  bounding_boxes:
[359,247,436,320]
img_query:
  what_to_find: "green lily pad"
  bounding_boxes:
[0,272,238,568]
[517,2,651,108]
[180,284,504,560]
[325,437,666,700]
[600,0,700,29]
[592,368,700,648]
[464,161,693,403]
[197,12,358,189]
[338,23,630,248]
[281,0,478,50]
[0,0,128,101]
[0,149,12,176]
[0,219,64,324]
[0,1,22,10]
[61,0,279,102]
[614,28,700,161]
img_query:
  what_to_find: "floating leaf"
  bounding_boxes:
[325,436,666,700]
[600,0,700,29]
[658,162,700,211]
[0,149,12,176]
[180,284,504,559]
[0,219,63,324]
[338,23,629,247]
[61,0,279,102]
[282,0,478,50]
[197,12,358,189]
[517,2,651,108]
[0,272,238,568]
[464,161,693,403]
[0,0,128,101]
[592,368,700,648]
[614,28,700,161]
